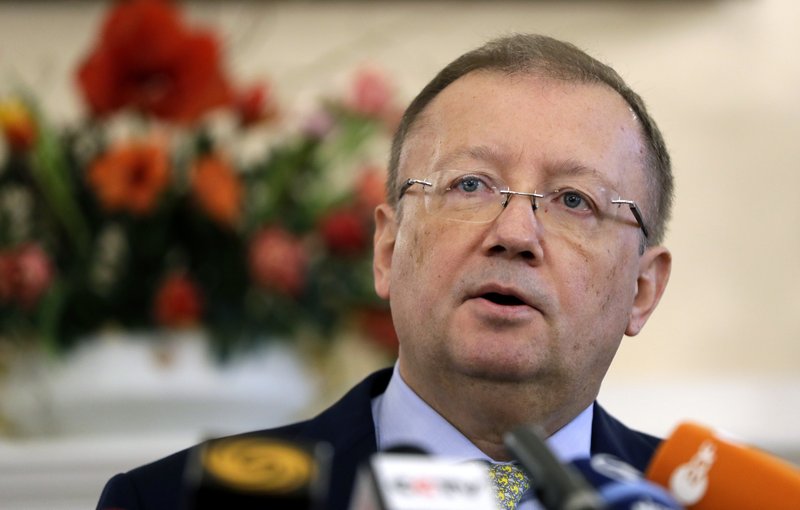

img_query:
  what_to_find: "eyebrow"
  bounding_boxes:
[435,146,618,191]
[435,144,511,171]
[544,160,615,189]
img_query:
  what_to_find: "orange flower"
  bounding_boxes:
[191,154,242,227]
[355,165,387,216]
[87,141,170,215]
[153,272,204,328]
[0,97,36,151]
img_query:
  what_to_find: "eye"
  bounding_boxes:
[562,191,586,209]
[461,176,481,192]
[445,173,496,195]
[550,189,595,213]
[456,175,485,193]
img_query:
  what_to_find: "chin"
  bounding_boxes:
[457,356,547,383]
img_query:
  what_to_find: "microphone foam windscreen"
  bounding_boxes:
[645,422,800,509]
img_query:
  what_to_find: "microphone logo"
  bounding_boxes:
[202,437,316,494]
[668,440,716,505]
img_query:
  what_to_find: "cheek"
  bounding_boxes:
[558,242,631,316]
[391,223,437,300]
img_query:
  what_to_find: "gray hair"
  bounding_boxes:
[387,33,672,245]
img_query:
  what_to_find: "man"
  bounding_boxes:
[97,33,672,510]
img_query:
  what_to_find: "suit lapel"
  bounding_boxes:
[590,402,662,472]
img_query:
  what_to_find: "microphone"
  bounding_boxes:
[645,422,800,509]
[181,434,332,510]
[505,426,605,510]
[505,426,683,510]
[349,445,498,510]
[568,455,682,510]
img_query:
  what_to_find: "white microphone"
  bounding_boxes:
[349,449,498,510]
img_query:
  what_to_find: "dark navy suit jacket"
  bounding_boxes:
[96,368,660,510]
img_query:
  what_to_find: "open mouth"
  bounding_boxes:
[481,292,526,306]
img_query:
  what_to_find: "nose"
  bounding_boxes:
[481,193,545,263]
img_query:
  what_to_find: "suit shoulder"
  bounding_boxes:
[97,448,190,510]
[591,403,662,472]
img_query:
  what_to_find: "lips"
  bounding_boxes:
[468,284,536,309]
[481,292,526,306]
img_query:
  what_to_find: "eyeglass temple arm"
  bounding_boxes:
[398,178,432,200]
[611,199,649,239]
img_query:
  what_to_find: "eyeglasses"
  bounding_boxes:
[397,170,649,240]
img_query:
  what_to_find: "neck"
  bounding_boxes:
[399,361,597,461]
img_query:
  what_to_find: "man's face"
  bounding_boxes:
[373,71,668,403]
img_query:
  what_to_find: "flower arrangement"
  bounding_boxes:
[0,0,400,357]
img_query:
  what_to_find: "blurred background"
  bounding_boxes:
[0,0,798,508]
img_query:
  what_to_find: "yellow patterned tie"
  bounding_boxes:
[488,463,531,510]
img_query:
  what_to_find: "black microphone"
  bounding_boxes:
[181,433,332,510]
[504,426,606,510]
[504,426,685,510]
[349,445,498,510]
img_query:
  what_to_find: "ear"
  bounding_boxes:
[373,203,397,300]
[625,246,672,336]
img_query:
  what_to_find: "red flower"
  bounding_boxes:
[77,0,232,123]
[153,272,204,327]
[0,98,36,152]
[87,140,170,215]
[235,81,279,127]
[0,252,16,304]
[357,307,398,354]
[248,226,308,297]
[0,244,55,310]
[319,208,369,257]
[191,153,242,227]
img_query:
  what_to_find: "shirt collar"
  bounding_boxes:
[371,364,593,462]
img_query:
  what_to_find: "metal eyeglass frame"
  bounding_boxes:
[399,178,649,239]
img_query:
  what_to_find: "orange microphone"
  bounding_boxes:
[645,422,800,509]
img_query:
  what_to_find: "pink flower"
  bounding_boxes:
[0,243,55,310]
[248,226,308,296]
[153,272,204,328]
[348,67,394,117]
[15,244,55,309]
[319,208,368,257]
[302,109,336,139]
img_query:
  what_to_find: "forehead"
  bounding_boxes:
[401,71,647,195]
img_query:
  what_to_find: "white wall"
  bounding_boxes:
[0,1,798,506]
